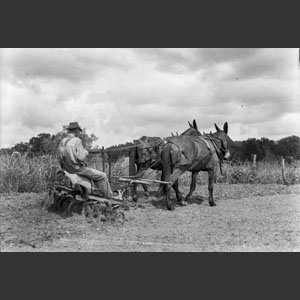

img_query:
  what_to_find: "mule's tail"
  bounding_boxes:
[157,143,173,199]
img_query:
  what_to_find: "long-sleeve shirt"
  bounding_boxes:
[58,133,89,173]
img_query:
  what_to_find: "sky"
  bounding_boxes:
[0,48,299,148]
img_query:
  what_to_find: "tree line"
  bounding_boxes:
[0,125,98,156]
[1,127,299,164]
[228,136,300,163]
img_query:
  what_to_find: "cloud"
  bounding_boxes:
[1,48,134,84]
[191,48,263,69]
[0,80,66,130]
[232,48,299,80]
[1,48,299,149]
[232,112,300,141]
[134,48,264,74]
[133,48,192,72]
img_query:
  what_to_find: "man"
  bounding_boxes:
[58,122,122,200]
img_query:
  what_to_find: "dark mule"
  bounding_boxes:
[158,122,231,210]
[131,120,201,201]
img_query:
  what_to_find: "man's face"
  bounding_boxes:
[74,129,80,137]
[69,129,80,137]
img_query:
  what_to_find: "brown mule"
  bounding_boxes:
[131,120,202,202]
[158,122,231,210]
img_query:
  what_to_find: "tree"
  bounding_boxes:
[12,142,30,153]
[256,138,277,161]
[29,133,52,154]
[229,141,244,162]
[275,136,300,159]
[242,138,260,161]
[9,125,99,156]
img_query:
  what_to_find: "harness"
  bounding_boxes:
[181,135,226,176]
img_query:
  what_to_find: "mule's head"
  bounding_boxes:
[134,136,164,172]
[180,119,202,136]
[214,122,231,160]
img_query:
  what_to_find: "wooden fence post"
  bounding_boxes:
[252,154,257,167]
[129,148,136,177]
[281,156,286,184]
[129,148,136,197]
[108,159,112,183]
[101,146,105,172]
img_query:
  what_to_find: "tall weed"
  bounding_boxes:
[0,154,59,193]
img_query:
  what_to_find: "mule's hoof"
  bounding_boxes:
[209,202,217,207]
[166,202,175,211]
[180,201,187,206]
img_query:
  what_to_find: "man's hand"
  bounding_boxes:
[81,161,88,167]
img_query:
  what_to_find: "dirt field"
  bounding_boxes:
[1,184,300,252]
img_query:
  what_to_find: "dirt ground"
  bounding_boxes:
[1,184,300,252]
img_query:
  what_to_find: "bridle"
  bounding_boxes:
[202,132,229,175]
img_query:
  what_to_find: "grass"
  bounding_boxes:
[0,153,299,194]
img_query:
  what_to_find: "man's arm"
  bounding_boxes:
[75,138,89,163]
[57,140,65,168]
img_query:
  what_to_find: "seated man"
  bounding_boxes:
[58,122,122,200]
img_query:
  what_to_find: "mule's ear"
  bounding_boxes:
[223,122,228,134]
[193,119,198,130]
[188,121,193,128]
[214,123,221,132]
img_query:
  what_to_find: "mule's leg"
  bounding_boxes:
[132,162,141,202]
[142,184,150,197]
[157,169,166,200]
[172,179,183,205]
[208,169,216,207]
[185,171,199,203]
[165,182,174,211]
[158,153,174,210]
[132,183,138,202]
[165,167,176,211]
[166,167,188,210]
